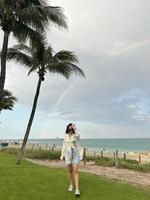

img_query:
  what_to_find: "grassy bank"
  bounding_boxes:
[0,152,150,200]
[0,147,60,160]
[94,156,150,172]
[1,147,150,172]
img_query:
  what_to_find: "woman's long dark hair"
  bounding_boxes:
[65,123,75,134]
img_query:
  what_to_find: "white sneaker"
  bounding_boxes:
[75,189,80,196]
[68,185,73,191]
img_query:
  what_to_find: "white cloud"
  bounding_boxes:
[1,0,150,138]
[110,40,150,57]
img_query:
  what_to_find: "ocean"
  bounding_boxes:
[1,138,150,153]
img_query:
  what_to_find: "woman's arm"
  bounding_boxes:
[74,131,80,141]
[72,124,80,141]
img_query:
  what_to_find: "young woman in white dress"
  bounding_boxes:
[60,123,83,196]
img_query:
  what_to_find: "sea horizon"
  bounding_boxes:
[1,137,150,139]
[1,137,150,153]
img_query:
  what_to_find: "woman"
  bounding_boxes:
[60,123,83,196]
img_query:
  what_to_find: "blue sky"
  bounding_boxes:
[1,0,150,139]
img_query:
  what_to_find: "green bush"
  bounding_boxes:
[25,149,61,160]
[85,155,100,161]
[94,156,150,172]
[0,147,61,160]
[124,159,139,164]
[95,157,115,167]
[117,160,139,170]
[0,147,18,154]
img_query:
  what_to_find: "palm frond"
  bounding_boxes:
[15,3,67,31]
[0,0,5,12]
[0,0,11,10]
[47,61,85,79]
[47,62,71,79]
[46,50,85,78]
[23,0,44,7]
[7,48,33,68]
[0,89,18,111]
[13,44,32,55]
[16,5,49,31]
[53,50,79,63]
[40,6,68,29]
[27,65,37,75]
[45,46,53,59]
[65,62,85,77]
[13,21,46,47]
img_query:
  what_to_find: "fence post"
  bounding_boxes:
[123,152,126,160]
[83,148,86,166]
[93,150,96,158]
[51,146,54,151]
[31,144,34,150]
[115,149,118,167]
[113,152,115,161]
[139,153,141,164]
[100,150,103,158]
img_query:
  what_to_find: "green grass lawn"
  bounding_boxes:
[0,152,150,200]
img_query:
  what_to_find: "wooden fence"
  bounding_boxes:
[3,142,150,165]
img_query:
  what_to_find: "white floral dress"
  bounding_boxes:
[60,132,83,164]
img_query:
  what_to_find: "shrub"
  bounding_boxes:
[0,147,61,160]
[95,157,115,167]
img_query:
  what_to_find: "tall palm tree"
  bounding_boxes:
[7,43,85,164]
[0,89,17,112]
[0,0,67,102]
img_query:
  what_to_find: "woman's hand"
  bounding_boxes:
[60,156,64,160]
[72,124,77,133]
[74,133,80,141]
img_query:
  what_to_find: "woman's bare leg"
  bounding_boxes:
[67,164,73,185]
[72,163,79,190]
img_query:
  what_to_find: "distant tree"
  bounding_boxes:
[0,89,17,112]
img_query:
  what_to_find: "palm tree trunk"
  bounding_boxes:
[0,31,9,97]
[16,77,42,165]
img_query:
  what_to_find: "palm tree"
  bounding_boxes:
[0,0,67,102]
[7,43,85,164]
[0,89,17,112]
